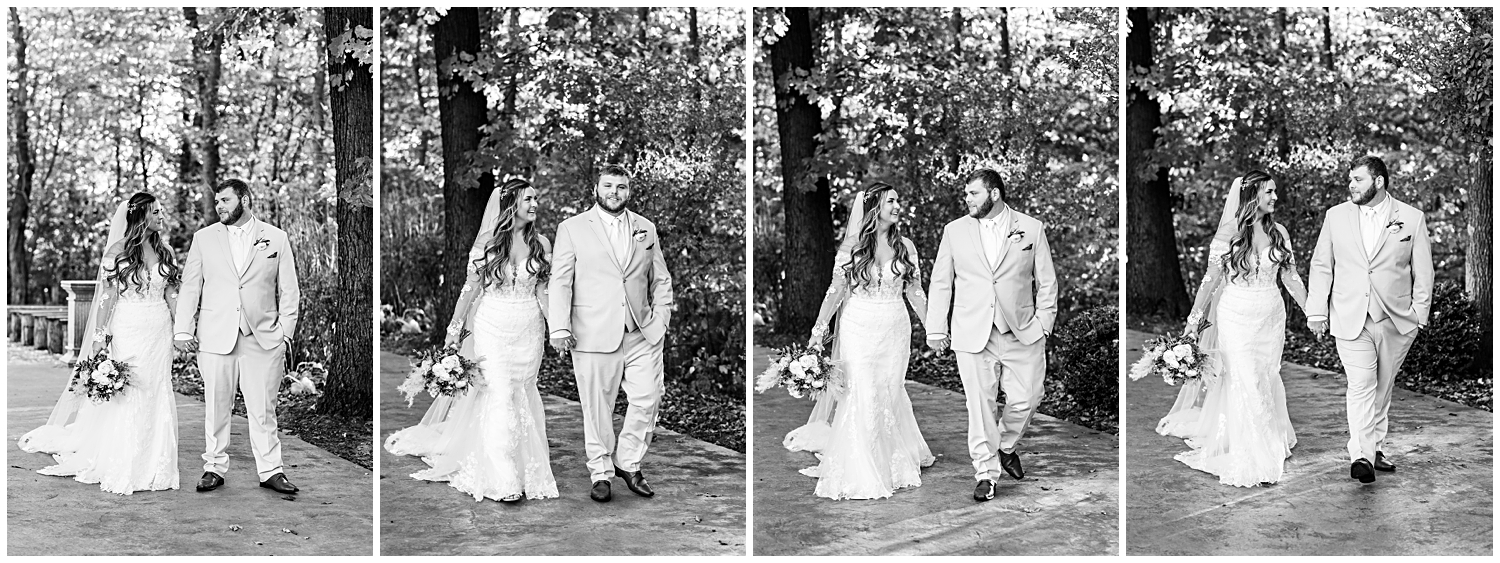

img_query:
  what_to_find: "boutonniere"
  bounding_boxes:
[253,237,271,251]
[1384,216,1404,235]
[1007,228,1025,244]
[632,229,648,242]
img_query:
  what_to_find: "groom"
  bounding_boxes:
[174,178,302,494]
[549,164,674,503]
[927,168,1057,502]
[1307,155,1433,484]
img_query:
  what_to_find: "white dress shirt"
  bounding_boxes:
[597,206,629,266]
[979,204,1012,269]
[1359,194,1391,257]
[227,217,258,273]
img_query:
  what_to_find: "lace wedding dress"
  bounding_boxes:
[1175,245,1306,487]
[789,258,935,500]
[385,263,559,501]
[19,269,180,495]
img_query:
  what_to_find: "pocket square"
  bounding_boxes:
[267,252,279,259]
[646,243,655,251]
[1400,235,1412,242]
[1022,243,1034,251]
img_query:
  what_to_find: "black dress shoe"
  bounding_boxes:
[196,472,224,492]
[1350,459,1376,483]
[973,479,996,501]
[999,449,1025,480]
[1373,451,1395,472]
[259,473,299,494]
[590,479,612,502]
[615,466,655,498]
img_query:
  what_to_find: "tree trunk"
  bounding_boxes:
[770,8,833,335]
[1273,8,1291,160]
[1125,8,1190,319]
[317,7,375,419]
[429,7,494,344]
[943,8,964,173]
[185,7,223,227]
[1321,8,1335,71]
[998,7,1013,152]
[9,8,34,304]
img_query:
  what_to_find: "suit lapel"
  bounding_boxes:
[965,218,992,272]
[585,209,625,274]
[623,210,638,270]
[1369,197,1398,259]
[1345,204,1370,265]
[216,224,237,275]
[239,221,263,278]
[993,212,1016,273]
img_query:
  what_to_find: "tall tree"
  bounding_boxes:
[9,8,34,304]
[1126,8,1190,319]
[769,8,833,335]
[184,7,223,226]
[428,7,495,344]
[319,7,374,418]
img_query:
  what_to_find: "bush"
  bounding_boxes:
[1403,281,1492,382]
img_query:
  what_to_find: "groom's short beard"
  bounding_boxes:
[596,194,628,214]
[1351,184,1379,206]
[969,195,996,219]
[218,202,245,225]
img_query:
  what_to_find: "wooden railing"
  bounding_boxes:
[7,280,98,364]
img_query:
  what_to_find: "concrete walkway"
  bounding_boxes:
[1125,330,1492,555]
[7,344,373,556]
[752,346,1119,556]
[378,351,745,555]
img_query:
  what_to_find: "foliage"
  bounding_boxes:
[380,8,746,406]
[1133,8,1488,304]
[754,8,1119,331]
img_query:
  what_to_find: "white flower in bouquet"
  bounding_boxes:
[1172,343,1193,360]
[456,380,467,388]
[440,355,461,370]
[812,378,825,388]
[1186,369,1198,378]
[100,360,115,373]
[789,361,807,378]
[789,388,804,399]
[91,370,109,384]
[1163,351,1180,368]
[417,358,434,372]
[112,379,124,389]
[431,363,452,379]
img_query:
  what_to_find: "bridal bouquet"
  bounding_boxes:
[1130,333,1215,386]
[70,349,134,403]
[397,331,484,407]
[754,344,839,400]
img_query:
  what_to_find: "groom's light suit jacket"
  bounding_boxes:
[927,211,1057,352]
[1307,198,1433,341]
[548,208,673,352]
[174,221,301,355]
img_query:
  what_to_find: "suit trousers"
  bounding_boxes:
[1336,316,1417,462]
[571,329,664,481]
[955,326,1046,481]
[199,331,285,480]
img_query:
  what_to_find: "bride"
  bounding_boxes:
[384,178,559,502]
[786,181,935,500]
[1168,171,1309,487]
[18,192,181,495]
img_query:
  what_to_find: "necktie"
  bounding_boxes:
[984,220,1001,267]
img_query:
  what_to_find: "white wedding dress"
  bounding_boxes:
[788,260,935,500]
[1173,245,1303,487]
[384,263,559,501]
[19,269,180,495]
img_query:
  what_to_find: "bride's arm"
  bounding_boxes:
[445,247,485,348]
[536,237,553,333]
[900,238,929,333]
[1276,224,1310,312]
[809,251,853,348]
[89,243,125,356]
[1184,241,1228,336]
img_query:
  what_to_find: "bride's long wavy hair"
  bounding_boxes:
[844,182,916,288]
[475,178,550,286]
[1222,169,1291,283]
[105,192,181,289]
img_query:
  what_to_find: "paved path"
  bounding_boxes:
[378,351,745,555]
[7,344,373,556]
[1125,330,1493,555]
[751,346,1118,556]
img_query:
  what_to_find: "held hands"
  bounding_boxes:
[549,333,577,352]
[1306,318,1328,338]
[172,334,196,353]
[927,335,951,353]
